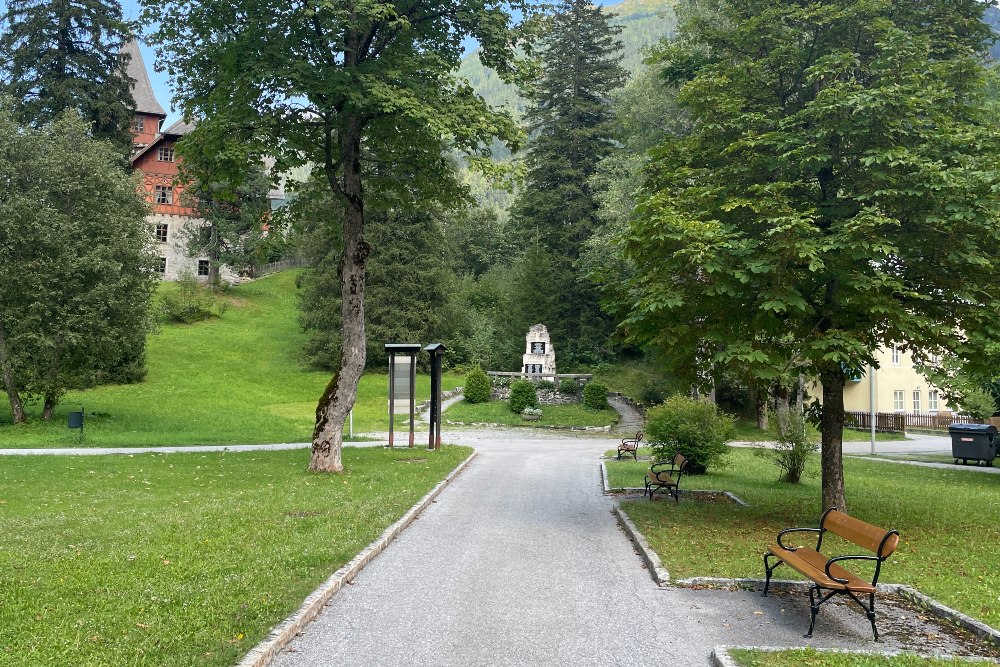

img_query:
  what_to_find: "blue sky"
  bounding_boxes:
[119,0,624,125]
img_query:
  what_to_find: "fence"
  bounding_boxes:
[846,410,1000,434]
[251,255,309,278]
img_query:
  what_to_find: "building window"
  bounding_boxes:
[930,353,940,365]
[913,390,921,413]
[154,185,173,205]
[891,345,900,365]
[157,145,175,162]
[155,224,168,243]
[197,259,210,277]
[156,257,167,274]
[133,116,144,133]
[929,390,939,411]
[893,390,904,412]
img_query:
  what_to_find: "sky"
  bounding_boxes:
[119,0,625,126]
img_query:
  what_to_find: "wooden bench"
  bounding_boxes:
[763,507,900,641]
[643,453,688,502]
[618,430,643,460]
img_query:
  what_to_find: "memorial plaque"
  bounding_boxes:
[531,342,546,354]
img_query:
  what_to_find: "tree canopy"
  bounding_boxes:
[0,0,136,154]
[622,0,1000,510]
[0,105,158,423]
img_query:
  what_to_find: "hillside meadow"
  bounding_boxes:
[0,271,459,448]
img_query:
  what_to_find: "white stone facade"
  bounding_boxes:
[522,324,556,375]
[149,214,238,284]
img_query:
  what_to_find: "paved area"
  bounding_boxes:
[270,431,994,667]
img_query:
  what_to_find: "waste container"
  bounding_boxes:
[947,423,997,466]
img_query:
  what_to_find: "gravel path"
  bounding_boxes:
[270,431,992,666]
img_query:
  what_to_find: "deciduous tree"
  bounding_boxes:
[145,0,530,471]
[0,106,157,422]
[624,0,1000,510]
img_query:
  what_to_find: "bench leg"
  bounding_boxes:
[762,553,778,597]
[805,587,838,638]
[846,590,881,642]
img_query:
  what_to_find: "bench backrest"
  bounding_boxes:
[821,508,899,558]
[672,452,688,470]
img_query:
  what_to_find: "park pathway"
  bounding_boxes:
[270,430,949,667]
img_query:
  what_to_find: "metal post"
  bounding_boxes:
[408,352,416,448]
[435,354,443,449]
[869,364,876,455]
[388,355,395,449]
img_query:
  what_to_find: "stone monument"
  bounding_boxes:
[522,324,556,375]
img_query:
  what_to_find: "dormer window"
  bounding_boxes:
[157,145,175,162]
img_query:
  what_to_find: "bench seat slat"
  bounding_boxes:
[766,544,875,593]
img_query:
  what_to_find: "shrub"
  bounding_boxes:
[960,388,997,422]
[521,407,543,416]
[508,380,538,414]
[559,379,578,395]
[162,272,219,323]
[753,410,817,483]
[646,395,735,475]
[583,381,609,410]
[537,379,555,391]
[464,366,491,404]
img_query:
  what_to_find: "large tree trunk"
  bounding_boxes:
[0,322,26,424]
[820,369,847,513]
[310,117,367,473]
[755,388,769,430]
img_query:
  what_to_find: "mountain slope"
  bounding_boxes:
[457,0,677,115]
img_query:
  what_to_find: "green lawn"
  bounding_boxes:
[611,447,1000,629]
[728,648,996,667]
[0,446,470,666]
[0,271,459,448]
[444,399,618,428]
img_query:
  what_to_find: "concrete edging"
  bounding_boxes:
[599,461,749,507]
[712,645,1000,666]
[446,420,612,432]
[612,505,671,585]
[235,449,478,667]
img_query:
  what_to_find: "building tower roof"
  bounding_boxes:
[124,38,166,117]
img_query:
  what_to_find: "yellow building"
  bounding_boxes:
[843,345,952,415]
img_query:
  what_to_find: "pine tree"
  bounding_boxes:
[0,0,135,154]
[512,0,626,366]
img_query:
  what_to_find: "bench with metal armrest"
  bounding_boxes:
[643,453,688,502]
[763,507,900,641]
[618,430,643,460]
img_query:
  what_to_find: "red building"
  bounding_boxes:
[125,39,207,279]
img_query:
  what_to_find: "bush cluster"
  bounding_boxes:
[463,366,491,404]
[583,381,609,410]
[162,272,222,323]
[559,379,578,395]
[536,379,555,391]
[508,380,538,414]
[646,395,735,475]
[754,410,816,483]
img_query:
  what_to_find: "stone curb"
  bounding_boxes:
[889,584,1000,648]
[235,450,478,667]
[598,461,749,507]
[711,645,1000,665]
[612,505,671,586]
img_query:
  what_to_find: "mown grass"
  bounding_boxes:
[0,446,470,666]
[610,447,1000,629]
[444,399,618,428]
[728,648,996,666]
[0,271,459,448]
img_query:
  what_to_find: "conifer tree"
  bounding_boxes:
[0,0,135,153]
[512,0,626,366]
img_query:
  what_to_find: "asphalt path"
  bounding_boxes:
[269,429,983,667]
